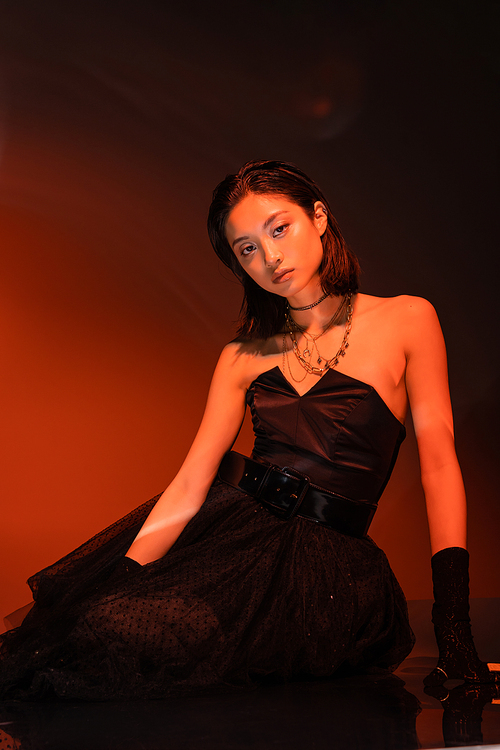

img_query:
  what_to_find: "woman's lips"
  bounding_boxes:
[272,268,294,284]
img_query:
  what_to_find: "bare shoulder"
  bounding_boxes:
[357,293,439,327]
[391,295,441,335]
[384,296,444,356]
[357,292,435,314]
[219,337,270,364]
[394,294,437,317]
[216,337,277,388]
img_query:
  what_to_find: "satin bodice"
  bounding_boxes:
[246,366,405,505]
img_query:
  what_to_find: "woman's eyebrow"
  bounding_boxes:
[231,211,290,248]
[263,210,289,229]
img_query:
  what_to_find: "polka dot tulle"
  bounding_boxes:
[0,481,413,700]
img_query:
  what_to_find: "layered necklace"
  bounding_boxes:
[282,292,353,382]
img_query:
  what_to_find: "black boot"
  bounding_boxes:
[424,547,497,686]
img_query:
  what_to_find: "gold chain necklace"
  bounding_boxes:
[281,296,346,383]
[282,331,308,382]
[283,292,353,376]
[286,294,349,364]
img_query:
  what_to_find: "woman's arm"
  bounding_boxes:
[126,342,248,565]
[403,297,466,554]
[403,298,496,684]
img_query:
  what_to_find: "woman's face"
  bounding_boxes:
[225,193,327,302]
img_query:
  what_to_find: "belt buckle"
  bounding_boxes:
[279,466,310,519]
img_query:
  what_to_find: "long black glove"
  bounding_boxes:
[424,546,497,686]
[91,556,143,598]
[107,556,143,583]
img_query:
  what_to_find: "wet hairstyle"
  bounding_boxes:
[207,159,360,339]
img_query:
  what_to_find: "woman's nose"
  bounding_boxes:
[262,242,283,267]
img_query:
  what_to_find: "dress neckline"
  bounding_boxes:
[249,365,406,430]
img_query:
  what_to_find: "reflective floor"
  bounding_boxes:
[1,657,499,750]
[1,600,499,750]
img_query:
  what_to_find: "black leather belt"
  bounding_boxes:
[218,451,377,538]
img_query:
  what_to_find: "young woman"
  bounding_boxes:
[0,160,495,701]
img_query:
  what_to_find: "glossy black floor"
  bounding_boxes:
[1,601,499,750]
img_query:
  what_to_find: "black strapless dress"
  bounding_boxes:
[0,367,415,700]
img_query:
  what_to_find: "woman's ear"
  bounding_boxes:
[313,201,328,236]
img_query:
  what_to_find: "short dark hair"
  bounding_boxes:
[207,160,360,339]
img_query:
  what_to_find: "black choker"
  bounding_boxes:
[288,292,329,311]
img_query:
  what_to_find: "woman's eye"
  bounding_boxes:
[273,224,288,237]
[240,245,255,257]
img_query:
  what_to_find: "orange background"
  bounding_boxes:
[1,1,499,625]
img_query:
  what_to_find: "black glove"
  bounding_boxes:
[107,556,143,583]
[424,546,497,686]
[91,556,143,598]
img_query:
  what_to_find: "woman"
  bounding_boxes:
[0,160,495,701]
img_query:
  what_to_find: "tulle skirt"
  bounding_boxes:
[0,480,414,700]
